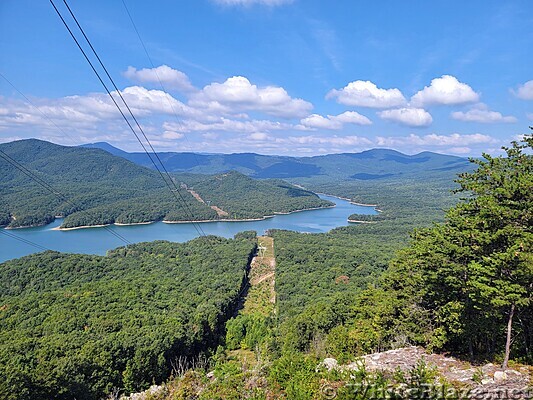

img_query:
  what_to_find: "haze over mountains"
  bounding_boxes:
[81,142,472,180]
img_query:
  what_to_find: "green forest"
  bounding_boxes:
[0,135,531,399]
[0,235,257,399]
[0,140,331,229]
[181,173,333,220]
[113,135,530,399]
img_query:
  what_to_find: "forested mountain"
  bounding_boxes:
[78,139,478,241]
[272,135,533,368]
[81,141,472,231]
[126,135,530,400]
[1,136,531,399]
[183,172,332,220]
[0,139,331,229]
[0,235,257,400]
[82,141,471,180]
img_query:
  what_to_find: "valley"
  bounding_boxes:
[0,140,332,230]
[1,1,531,398]
[1,136,531,399]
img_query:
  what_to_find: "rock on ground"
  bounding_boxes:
[342,346,531,397]
[120,384,164,400]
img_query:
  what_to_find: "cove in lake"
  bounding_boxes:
[0,194,377,263]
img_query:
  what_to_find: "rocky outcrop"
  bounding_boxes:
[323,347,531,398]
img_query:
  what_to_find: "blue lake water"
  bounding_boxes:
[0,194,377,263]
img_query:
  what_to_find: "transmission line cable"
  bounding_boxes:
[0,72,78,145]
[0,230,51,252]
[120,0,200,160]
[121,0,235,240]
[0,150,132,246]
[50,0,207,239]
[0,74,134,246]
[61,0,209,239]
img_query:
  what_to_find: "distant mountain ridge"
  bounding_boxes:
[81,142,471,180]
[0,139,331,229]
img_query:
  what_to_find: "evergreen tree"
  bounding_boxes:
[390,132,533,365]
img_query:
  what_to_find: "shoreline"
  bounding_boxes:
[347,219,376,224]
[350,201,379,207]
[272,204,336,215]
[163,216,272,224]
[114,221,155,226]
[6,223,54,230]
[45,204,335,231]
[163,204,336,224]
[52,221,157,231]
[52,224,110,231]
[291,184,379,208]
[314,192,379,208]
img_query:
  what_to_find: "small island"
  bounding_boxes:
[347,213,383,224]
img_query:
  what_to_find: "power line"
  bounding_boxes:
[50,0,208,239]
[0,72,132,248]
[120,0,235,240]
[61,0,209,239]
[55,0,248,269]
[0,1,218,256]
[0,230,51,252]
[0,150,132,246]
[120,0,199,159]
[0,71,78,145]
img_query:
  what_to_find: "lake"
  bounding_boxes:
[0,194,377,262]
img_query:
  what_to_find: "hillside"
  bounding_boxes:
[81,142,471,180]
[1,136,531,399]
[0,236,257,400]
[119,136,530,399]
[119,136,531,400]
[182,172,333,220]
[81,142,472,230]
[0,139,331,229]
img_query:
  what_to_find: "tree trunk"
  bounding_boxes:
[502,303,515,369]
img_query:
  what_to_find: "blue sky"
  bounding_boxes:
[0,0,532,156]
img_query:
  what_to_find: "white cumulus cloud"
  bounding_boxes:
[377,108,433,127]
[335,111,372,125]
[300,111,371,130]
[119,86,199,117]
[0,86,202,139]
[162,131,184,140]
[512,80,533,100]
[191,76,313,118]
[163,118,292,134]
[411,75,479,106]
[249,132,269,140]
[123,65,195,92]
[451,104,516,123]
[285,135,373,147]
[326,80,406,108]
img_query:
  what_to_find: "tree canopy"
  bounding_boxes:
[0,139,331,229]
[0,236,256,399]
[269,134,533,366]
[385,133,533,364]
